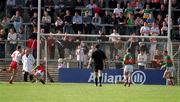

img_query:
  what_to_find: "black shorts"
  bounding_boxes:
[94,65,103,72]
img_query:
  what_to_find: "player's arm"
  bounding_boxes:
[32,65,38,73]
[123,55,127,65]
[87,58,92,69]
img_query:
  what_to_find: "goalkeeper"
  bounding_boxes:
[31,62,46,84]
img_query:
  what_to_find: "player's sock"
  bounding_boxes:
[40,79,45,84]
[170,79,174,86]
[128,82,131,87]
[95,77,98,86]
[124,81,127,86]
[9,79,13,84]
[99,76,102,87]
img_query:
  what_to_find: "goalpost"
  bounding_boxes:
[39,33,170,83]
[37,0,174,83]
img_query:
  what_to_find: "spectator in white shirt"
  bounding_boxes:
[109,28,120,42]
[22,48,35,82]
[113,3,123,17]
[76,44,84,69]
[7,28,18,54]
[140,22,150,41]
[137,50,147,70]
[149,22,160,60]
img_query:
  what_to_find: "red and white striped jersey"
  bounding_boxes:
[11,50,21,63]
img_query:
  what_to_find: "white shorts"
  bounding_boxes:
[34,70,45,80]
[166,67,175,76]
[124,65,133,73]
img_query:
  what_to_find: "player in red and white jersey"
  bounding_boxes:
[1,45,22,84]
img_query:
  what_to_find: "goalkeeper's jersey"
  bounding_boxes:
[163,55,173,67]
[123,53,135,65]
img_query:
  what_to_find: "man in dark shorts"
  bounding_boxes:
[88,44,107,87]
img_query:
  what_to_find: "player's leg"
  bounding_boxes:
[123,66,128,86]
[94,68,98,86]
[165,71,172,85]
[38,72,45,84]
[128,72,132,87]
[128,66,133,87]
[124,71,128,86]
[98,69,103,87]
[9,68,17,84]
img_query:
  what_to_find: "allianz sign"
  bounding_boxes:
[88,71,146,84]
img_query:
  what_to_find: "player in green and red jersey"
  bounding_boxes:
[161,51,175,86]
[123,48,136,87]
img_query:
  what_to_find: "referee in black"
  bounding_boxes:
[88,44,107,87]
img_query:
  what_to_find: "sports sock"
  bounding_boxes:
[95,77,98,86]
[99,76,102,85]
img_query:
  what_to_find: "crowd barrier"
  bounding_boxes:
[59,68,166,85]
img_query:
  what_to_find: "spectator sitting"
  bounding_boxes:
[113,3,123,17]
[161,21,168,36]
[41,10,51,33]
[86,0,97,16]
[11,10,23,33]
[91,13,101,34]
[146,14,155,25]
[55,16,63,33]
[7,28,17,54]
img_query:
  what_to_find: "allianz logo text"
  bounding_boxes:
[88,71,146,84]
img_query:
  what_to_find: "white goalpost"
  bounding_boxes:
[37,0,173,83]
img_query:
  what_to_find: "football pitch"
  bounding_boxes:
[0,82,179,102]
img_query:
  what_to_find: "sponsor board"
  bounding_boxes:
[59,68,166,85]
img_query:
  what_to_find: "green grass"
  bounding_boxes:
[0,82,179,102]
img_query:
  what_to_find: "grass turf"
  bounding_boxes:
[0,82,179,102]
